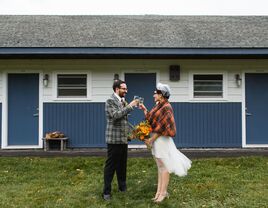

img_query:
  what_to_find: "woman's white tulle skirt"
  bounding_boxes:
[152,136,192,176]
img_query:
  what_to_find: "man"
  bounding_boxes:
[102,79,138,201]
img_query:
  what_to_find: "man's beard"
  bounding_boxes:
[119,92,125,98]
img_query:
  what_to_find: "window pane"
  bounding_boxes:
[57,74,87,97]
[194,75,222,80]
[194,84,222,91]
[58,75,86,85]
[193,74,223,98]
[58,89,87,97]
[194,92,223,97]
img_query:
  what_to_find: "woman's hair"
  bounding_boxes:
[112,79,126,92]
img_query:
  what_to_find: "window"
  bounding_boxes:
[57,74,87,97]
[193,74,223,98]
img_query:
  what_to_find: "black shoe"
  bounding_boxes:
[118,183,127,193]
[102,194,111,201]
[119,188,126,193]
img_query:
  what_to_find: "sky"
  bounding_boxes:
[0,0,267,15]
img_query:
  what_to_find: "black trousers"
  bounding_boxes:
[103,144,128,195]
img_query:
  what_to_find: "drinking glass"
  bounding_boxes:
[134,95,139,100]
[139,97,144,106]
[134,95,140,107]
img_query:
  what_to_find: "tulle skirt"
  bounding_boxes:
[152,136,192,176]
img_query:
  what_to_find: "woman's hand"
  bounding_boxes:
[145,133,160,148]
[139,103,146,110]
[145,138,153,147]
[139,104,148,114]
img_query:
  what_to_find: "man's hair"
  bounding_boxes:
[113,79,126,92]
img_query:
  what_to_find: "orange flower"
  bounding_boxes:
[128,120,152,142]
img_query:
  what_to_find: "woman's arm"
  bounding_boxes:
[139,104,148,116]
[145,133,160,146]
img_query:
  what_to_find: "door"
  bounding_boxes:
[8,74,39,145]
[245,73,268,145]
[125,73,156,143]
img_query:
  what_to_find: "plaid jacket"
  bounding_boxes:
[146,100,176,137]
[105,94,133,144]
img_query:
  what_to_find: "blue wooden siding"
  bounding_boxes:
[172,103,242,147]
[43,102,241,148]
[43,103,106,147]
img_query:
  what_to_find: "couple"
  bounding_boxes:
[102,79,191,203]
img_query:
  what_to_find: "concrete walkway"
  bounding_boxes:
[0,148,267,158]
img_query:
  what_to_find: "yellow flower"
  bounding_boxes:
[129,120,152,141]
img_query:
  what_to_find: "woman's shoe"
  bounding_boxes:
[165,192,170,198]
[154,192,169,203]
[151,192,160,201]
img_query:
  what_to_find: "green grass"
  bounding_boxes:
[0,156,267,208]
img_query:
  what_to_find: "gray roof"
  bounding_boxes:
[0,15,268,48]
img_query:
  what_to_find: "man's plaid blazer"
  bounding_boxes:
[105,93,133,144]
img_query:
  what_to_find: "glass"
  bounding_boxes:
[133,95,139,100]
[133,95,140,107]
[57,74,87,97]
[139,97,144,106]
[154,90,162,95]
[193,74,223,98]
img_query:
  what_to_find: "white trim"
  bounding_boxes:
[2,71,43,149]
[1,73,7,148]
[52,71,92,101]
[128,144,147,149]
[3,145,42,149]
[243,71,268,147]
[188,71,228,102]
[243,144,268,148]
[242,72,246,147]
[39,73,44,149]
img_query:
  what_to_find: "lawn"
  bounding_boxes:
[0,156,267,208]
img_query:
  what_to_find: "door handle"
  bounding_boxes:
[245,107,252,116]
[33,107,39,117]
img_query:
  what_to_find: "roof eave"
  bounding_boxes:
[0,47,268,59]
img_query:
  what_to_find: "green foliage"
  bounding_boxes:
[0,156,267,208]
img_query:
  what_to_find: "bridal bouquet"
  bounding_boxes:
[128,120,152,148]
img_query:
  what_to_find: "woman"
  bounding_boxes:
[140,83,191,203]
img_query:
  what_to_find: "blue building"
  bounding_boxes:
[0,15,267,149]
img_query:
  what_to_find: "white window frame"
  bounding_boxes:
[53,71,92,101]
[189,71,228,101]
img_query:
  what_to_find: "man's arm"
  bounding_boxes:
[106,99,133,121]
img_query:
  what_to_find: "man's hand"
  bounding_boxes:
[129,99,139,107]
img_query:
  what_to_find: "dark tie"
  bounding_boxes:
[121,99,125,107]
